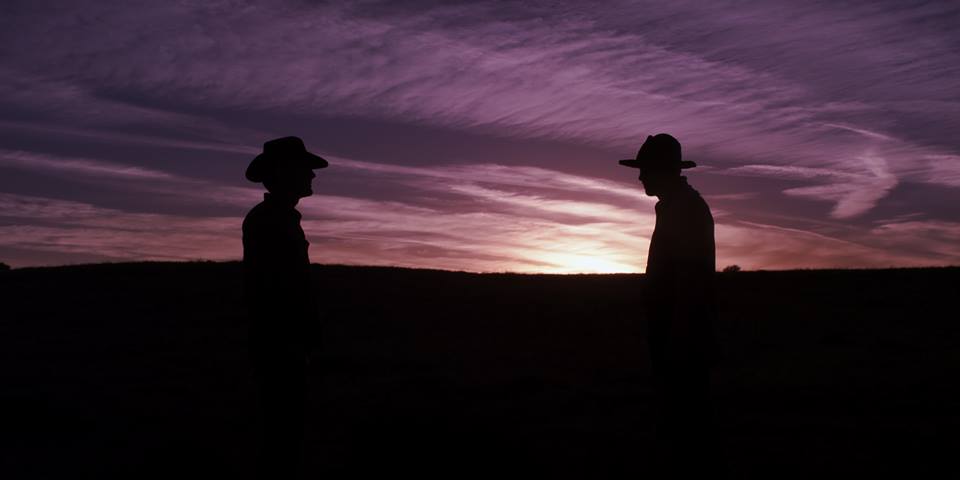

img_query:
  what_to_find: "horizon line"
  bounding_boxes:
[5,259,959,275]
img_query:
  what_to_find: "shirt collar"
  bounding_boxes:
[263,193,302,218]
[655,176,690,209]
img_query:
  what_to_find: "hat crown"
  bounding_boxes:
[636,133,681,162]
[263,136,307,155]
[617,133,695,170]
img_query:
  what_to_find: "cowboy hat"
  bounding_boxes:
[245,136,328,182]
[618,133,696,170]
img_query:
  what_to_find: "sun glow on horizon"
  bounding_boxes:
[526,251,642,274]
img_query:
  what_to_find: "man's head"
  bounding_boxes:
[246,136,327,199]
[263,162,317,198]
[617,133,696,197]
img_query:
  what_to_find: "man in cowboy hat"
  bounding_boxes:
[242,136,327,478]
[618,133,719,474]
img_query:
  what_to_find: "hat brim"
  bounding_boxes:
[302,151,329,169]
[246,151,329,182]
[617,158,697,169]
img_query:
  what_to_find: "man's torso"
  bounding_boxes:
[242,194,316,348]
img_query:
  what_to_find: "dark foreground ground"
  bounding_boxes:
[1,262,958,478]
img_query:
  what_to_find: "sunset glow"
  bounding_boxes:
[531,252,640,275]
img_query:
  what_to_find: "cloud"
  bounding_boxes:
[0,146,662,271]
[4,0,957,219]
[0,149,178,180]
[0,194,241,263]
[5,145,956,272]
[298,158,660,272]
[869,220,960,262]
[0,120,260,156]
[0,148,264,210]
[714,219,960,270]
[7,184,955,272]
[723,150,898,218]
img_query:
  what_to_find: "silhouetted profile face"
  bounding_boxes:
[264,162,317,199]
[639,165,680,197]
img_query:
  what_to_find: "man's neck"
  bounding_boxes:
[264,192,300,208]
[655,176,686,201]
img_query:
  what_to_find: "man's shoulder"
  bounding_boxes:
[242,201,270,230]
[243,201,305,243]
[242,201,292,234]
[663,183,713,227]
[680,183,711,211]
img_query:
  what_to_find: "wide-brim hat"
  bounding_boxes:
[618,133,696,170]
[245,136,328,182]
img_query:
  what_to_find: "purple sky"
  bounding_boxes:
[1,0,959,272]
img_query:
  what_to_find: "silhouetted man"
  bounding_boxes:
[243,136,327,479]
[618,133,718,474]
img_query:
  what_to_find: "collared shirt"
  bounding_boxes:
[242,193,316,348]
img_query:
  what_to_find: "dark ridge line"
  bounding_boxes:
[3,260,959,276]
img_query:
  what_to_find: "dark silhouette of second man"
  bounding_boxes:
[618,133,719,475]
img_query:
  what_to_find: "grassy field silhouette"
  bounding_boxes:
[2,262,958,478]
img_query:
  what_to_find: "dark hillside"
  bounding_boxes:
[1,263,958,478]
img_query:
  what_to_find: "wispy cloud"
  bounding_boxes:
[5,0,957,216]
[0,149,661,271]
[0,148,263,209]
[0,149,177,180]
[724,150,899,218]
[0,194,241,263]
[4,145,956,271]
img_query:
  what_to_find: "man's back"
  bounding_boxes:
[645,177,716,348]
